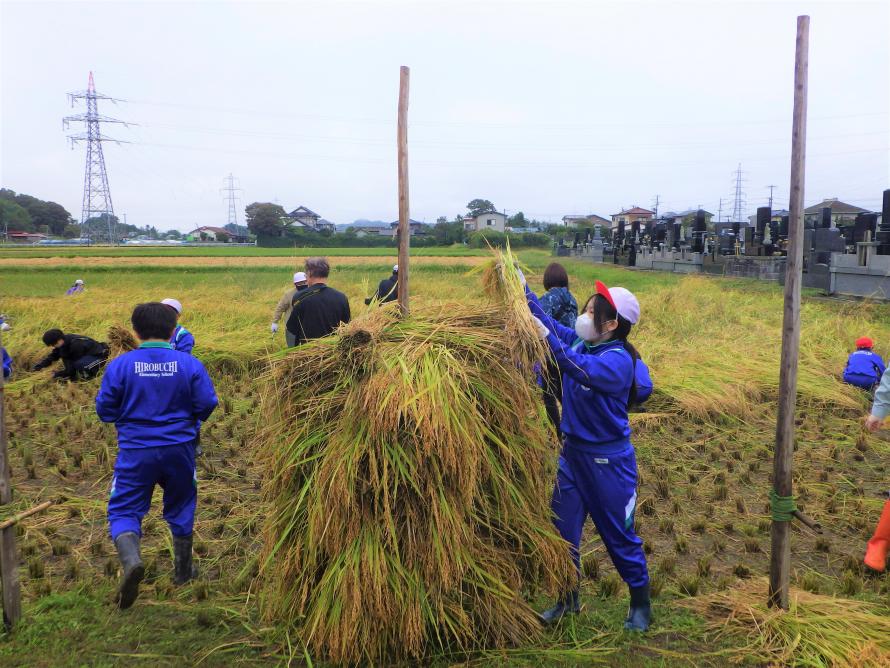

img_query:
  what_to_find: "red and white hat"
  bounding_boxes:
[595,280,640,324]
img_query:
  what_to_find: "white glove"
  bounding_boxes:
[0,322,10,332]
[270,323,279,334]
[516,267,527,288]
[532,316,549,339]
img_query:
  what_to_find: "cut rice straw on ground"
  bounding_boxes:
[256,247,573,664]
[679,577,890,667]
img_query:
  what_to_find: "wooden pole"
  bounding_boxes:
[397,65,410,316]
[769,14,809,610]
[0,501,54,531]
[0,328,22,628]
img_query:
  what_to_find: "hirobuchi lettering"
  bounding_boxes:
[134,361,178,374]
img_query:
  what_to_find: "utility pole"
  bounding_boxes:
[221,174,242,230]
[717,198,724,223]
[767,185,777,210]
[652,195,660,218]
[63,72,130,244]
[769,14,810,611]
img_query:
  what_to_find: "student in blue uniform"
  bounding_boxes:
[161,298,195,354]
[537,263,579,437]
[526,279,651,631]
[2,347,11,379]
[636,358,653,404]
[843,336,885,390]
[96,302,218,609]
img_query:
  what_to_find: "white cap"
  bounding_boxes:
[393,264,399,272]
[74,279,84,285]
[161,298,182,314]
[595,280,640,324]
[293,272,307,283]
[0,322,10,332]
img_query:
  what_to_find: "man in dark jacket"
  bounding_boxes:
[286,257,351,346]
[33,329,109,381]
[365,265,398,305]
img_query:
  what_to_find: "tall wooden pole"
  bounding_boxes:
[397,66,410,316]
[769,14,809,610]
[0,328,22,628]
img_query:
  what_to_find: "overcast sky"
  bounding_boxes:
[1,0,887,231]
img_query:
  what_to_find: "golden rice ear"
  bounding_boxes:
[107,325,138,357]
[255,247,572,664]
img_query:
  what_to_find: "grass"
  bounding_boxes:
[2,248,890,665]
[0,244,490,259]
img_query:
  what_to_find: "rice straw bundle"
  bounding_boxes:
[257,252,573,664]
[681,578,890,666]
[107,325,138,357]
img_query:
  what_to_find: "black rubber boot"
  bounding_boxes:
[173,533,198,585]
[624,584,652,631]
[113,532,145,610]
[539,590,580,626]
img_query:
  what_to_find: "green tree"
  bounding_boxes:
[467,199,495,216]
[62,224,80,238]
[508,211,528,228]
[0,199,34,232]
[246,202,287,237]
[215,231,230,243]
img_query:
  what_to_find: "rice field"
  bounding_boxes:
[2,247,890,666]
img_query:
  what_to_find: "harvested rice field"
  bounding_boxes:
[2,247,890,666]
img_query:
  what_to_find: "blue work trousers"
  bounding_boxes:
[107,443,197,540]
[551,445,649,588]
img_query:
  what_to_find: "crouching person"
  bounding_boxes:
[96,302,218,609]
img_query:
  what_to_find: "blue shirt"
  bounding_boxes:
[538,287,578,329]
[170,325,195,355]
[2,347,11,379]
[636,358,653,403]
[96,342,217,449]
[528,289,632,453]
[843,349,885,389]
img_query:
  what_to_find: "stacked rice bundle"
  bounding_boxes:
[257,253,572,664]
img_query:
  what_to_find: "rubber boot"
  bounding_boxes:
[173,533,198,585]
[539,590,580,626]
[864,500,890,572]
[113,532,145,610]
[624,584,651,631]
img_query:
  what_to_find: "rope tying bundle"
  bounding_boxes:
[770,489,798,522]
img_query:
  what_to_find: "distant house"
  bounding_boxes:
[463,211,507,233]
[187,226,233,242]
[661,209,714,227]
[610,206,655,232]
[562,214,611,227]
[7,232,48,244]
[804,198,871,226]
[348,220,392,237]
[747,209,790,226]
[287,206,336,232]
[390,219,427,237]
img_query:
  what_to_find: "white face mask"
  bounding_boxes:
[575,313,599,342]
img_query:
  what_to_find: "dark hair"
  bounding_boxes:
[305,257,330,279]
[543,262,569,290]
[42,329,64,346]
[588,294,639,407]
[131,302,177,341]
